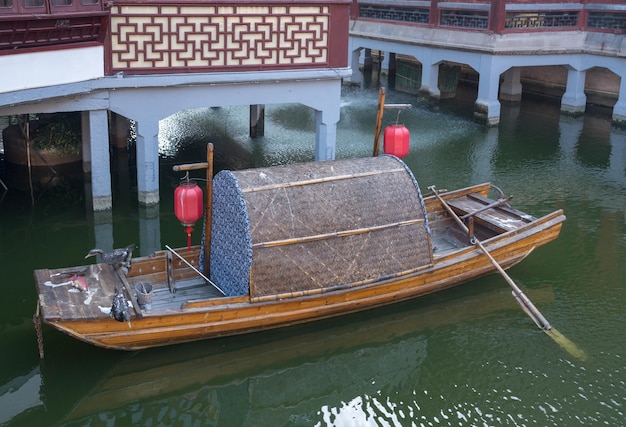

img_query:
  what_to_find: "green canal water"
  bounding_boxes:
[0,84,625,426]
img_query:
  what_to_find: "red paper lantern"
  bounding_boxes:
[174,181,204,248]
[383,124,410,158]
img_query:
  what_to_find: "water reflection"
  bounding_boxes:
[39,286,545,426]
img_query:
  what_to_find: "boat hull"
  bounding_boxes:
[36,205,564,350]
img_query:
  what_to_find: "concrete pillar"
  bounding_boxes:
[86,109,112,211]
[380,51,390,73]
[250,104,265,138]
[314,110,337,160]
[418,49,441,101]
[561,68,587,116]
[348,49,363,85]
[363,49,373,72]
[500,68,523,102]
[135,119,160,206]
[475,57,501,126]
[612,74,626,127]
[419,60,441,100]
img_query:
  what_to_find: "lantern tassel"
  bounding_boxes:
[185,226,194,250]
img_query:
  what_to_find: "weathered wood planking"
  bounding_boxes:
[36,264,127,321]
[446,195,530,235]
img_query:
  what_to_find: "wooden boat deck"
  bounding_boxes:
[36,263,224,320]
[36,188,535,319]
[36,264,127,321]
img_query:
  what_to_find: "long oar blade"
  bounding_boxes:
[544,328,588,361]
[512,289,588,361]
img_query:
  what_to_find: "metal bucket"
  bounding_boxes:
[135,282,153,310]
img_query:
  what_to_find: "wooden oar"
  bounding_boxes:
[428,186,586,361]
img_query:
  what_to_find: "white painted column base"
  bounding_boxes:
[561,68,587,116]
[347,49,363,85]
[475,55,502,126]
[314,116,336,161]
[418,60,441,100]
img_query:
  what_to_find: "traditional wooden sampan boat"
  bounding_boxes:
[33,152,565,351]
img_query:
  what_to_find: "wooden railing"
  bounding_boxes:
[106,0,350,75]
[353,0,626,34]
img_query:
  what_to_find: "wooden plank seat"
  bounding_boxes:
[447,193,535,234]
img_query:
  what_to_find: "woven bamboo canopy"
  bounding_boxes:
[210,155,432,298]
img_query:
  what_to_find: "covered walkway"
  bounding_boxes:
[348,0,626,126]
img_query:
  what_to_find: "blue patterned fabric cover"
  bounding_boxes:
[207,170,252,296]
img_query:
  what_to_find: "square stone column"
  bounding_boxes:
[84,109,112,211]
[561,68,587,116]
[135,120,160,206]
[500,68,523,102]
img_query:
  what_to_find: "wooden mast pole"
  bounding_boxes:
[205,143,213,276]
[372,87,385,157]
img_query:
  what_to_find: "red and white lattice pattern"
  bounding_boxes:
[110,5,330,73]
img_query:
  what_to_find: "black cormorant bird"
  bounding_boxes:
[111,287,131,323]
[85,243,135,275]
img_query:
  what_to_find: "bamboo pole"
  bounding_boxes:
[252,218,425,249]
[241,168,405,193]
[428,185,587,361]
